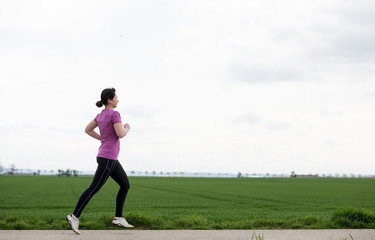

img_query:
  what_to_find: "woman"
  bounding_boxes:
[67,88,133,234]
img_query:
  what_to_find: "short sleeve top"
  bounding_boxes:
[94,109,122,160]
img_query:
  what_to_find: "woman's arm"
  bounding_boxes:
[114,123,130,138]
[85,120,101,140]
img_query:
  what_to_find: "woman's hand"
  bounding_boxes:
[114,122,130,138]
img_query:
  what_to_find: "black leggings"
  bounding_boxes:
[73,157,130,218]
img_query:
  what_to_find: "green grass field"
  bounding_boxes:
[0,175,374,230]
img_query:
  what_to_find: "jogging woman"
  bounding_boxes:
[67,88,133,234]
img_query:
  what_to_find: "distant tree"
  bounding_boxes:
[291,171,297,178]
[73,170,79,177]
[60,169,64,176]
[237,172,242,178]
[9,164,16,175]
[65,169,71,177]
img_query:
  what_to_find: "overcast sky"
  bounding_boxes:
[1,0,374,175]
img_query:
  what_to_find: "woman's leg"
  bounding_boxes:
[73,157,116,218]
[110,160,130,217]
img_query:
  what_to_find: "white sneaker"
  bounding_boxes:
[66,214,80,234]
[112,217,134,228]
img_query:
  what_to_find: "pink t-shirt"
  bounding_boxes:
[94,109,122,160]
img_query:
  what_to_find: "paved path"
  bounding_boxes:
[0,230,374,240]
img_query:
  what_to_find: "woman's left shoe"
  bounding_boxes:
[112,217,134,228]
[66,214,80,234]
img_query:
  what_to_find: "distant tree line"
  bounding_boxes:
[57,169,79,177]
[1,162,373,178]
[0,163,80,177]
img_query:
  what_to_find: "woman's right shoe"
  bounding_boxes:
[112,217,134,228]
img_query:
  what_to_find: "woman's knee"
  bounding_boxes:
[119,180,130,191]
[124,182,130,191]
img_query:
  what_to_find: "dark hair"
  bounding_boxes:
[96,88,116,107]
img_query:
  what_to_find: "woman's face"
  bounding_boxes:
[108,94,119,108]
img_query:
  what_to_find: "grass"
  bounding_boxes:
[0,175,374,230]
[339,234,354,240]
[251,232,264,240]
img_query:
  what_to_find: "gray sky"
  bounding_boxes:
[0,0,374,175]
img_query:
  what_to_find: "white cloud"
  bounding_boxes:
[228,65,302,83]
[264,121,291,131]
[235,112,262,125]
[319,108,344,117]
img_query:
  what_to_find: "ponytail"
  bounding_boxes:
[96,88,116,107]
